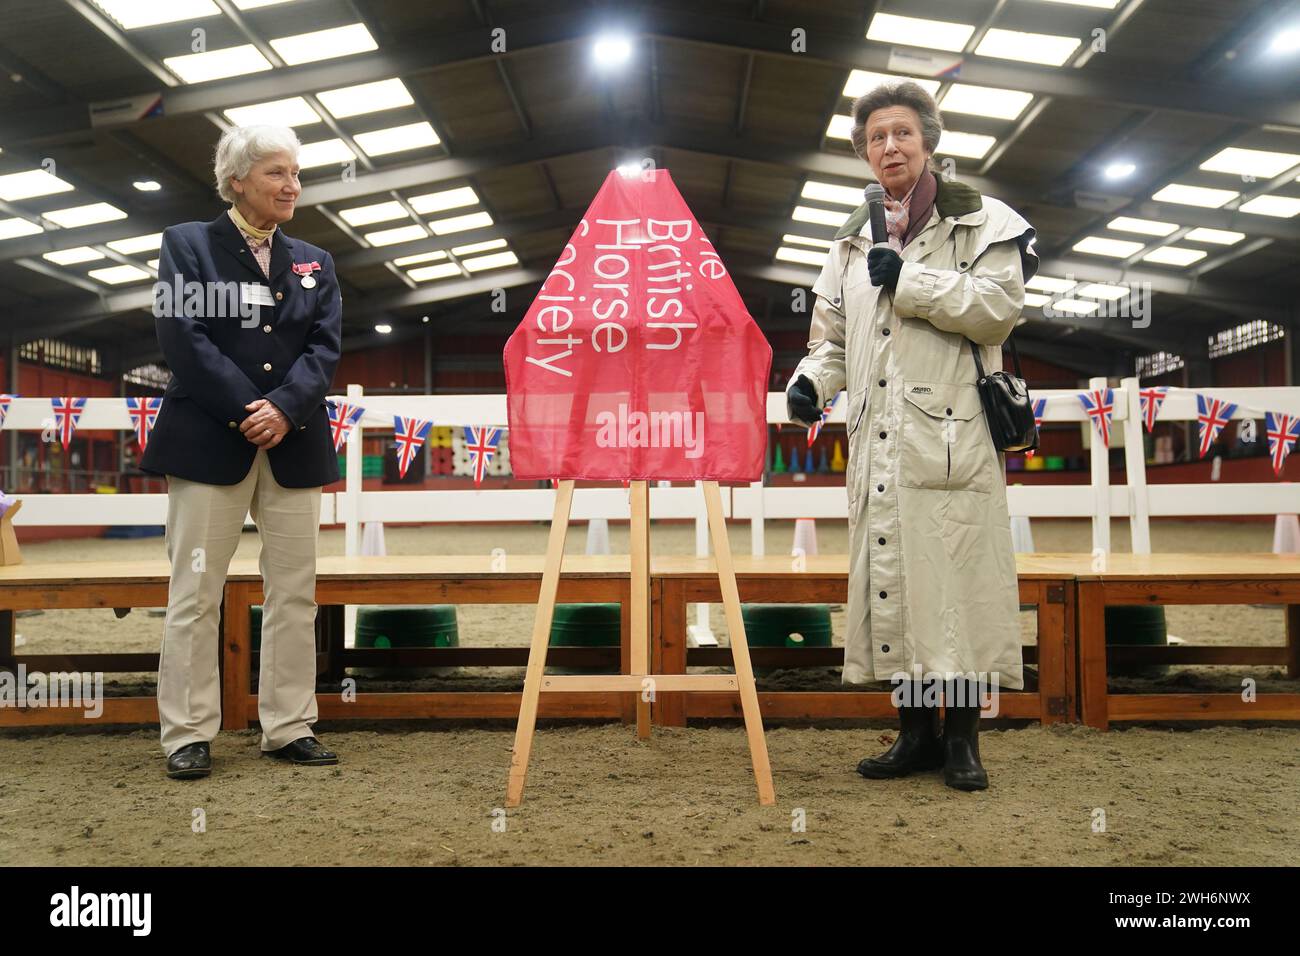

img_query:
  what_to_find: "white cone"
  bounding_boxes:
[1272,513,1300,555]
[586,517,611,556]
[793,517,818,557]
[362,521,386,557]
[1011,514,1035,553]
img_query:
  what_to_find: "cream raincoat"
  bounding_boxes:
[791,177,1038,689]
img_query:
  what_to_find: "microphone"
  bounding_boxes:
[864,183,889,248]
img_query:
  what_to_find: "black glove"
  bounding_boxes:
[786,375,821,426]
[867,246,903,291]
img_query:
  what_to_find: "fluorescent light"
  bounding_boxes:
[297,139,355,169]
[337,201,407,227]
[1152,183,1239,207]
[1104,162,1136,180]
[976,29,1080,66]
[409,262,463,282]
[842,70,940,98]
[1108,216,1179,236]
[224,97,321,128]
[792,205,848,227]
[1075,283,1132,300]
[801,181,866,207]
[1051,299,1100,315]
[43,246,104,265]
[88,264,151,284]
[1184,227,1245,245]
[164,45,272,84]
[270,24,377,66]
[353,122,440,157]
[1026,276,1077,293]
[593,34,633,68]
[783,234,834,249]
[43,203,127,227]
[375,324,392,334]
[147,258,159,270]
[90,0,218,30]
[133,180,161,192]
[1072,236,1145,258]
[1023,292,1052,308]
[1238,195,1300,217]
[408,186,478,214]
[315,78,414,119]
[1270,28,1300,54]
[428,211,493,235]
[233,0,300,8]
[0,218,42,240]
[364,224,427,247]
[106,233,162,254]
[1032,0,1120,7]
[452,238,507,256]
[1142,246,1207,266]
[937,130,996,159]
[1200,147,1300,179]
[463,251,519,272]
[776,246,827,267]
[866,13,974,53]
[826,115,853,140]
[0,169,75,201]
[393,251,447,267]
[940,85,1034,120]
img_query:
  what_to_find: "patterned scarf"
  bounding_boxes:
[883,168,937,252]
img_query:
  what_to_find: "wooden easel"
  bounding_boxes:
[506,479,775,807]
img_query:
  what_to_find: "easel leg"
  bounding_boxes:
[506,479,574,807]
[630,480,651,739]
[703,481,776,806]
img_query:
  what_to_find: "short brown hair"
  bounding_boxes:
[849,81,944,163]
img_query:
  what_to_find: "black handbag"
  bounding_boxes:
[968,335,1039,453]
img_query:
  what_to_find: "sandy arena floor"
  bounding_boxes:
[1,518,1298,866]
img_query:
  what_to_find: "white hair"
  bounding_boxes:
[213,125,302,204]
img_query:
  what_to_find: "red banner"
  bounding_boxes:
[504,169,771,480]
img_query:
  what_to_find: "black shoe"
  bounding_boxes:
[265,737,338,766]
[943,684,989,791]
[857,683,943,779]
[166,742,211,780]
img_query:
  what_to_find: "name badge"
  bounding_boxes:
[241,283,276,308]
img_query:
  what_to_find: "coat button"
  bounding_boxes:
[263,324,272,333]
[878,379,886,387]
[227,421,237,428]
[832,297,840,307]
[881,644,891,653]
[946,407,953,415]
[275,291,284,301]
[878,537,885,545]
[879,590,887,598]
[876,483,884,492]
[960,261,968,269]
[263,363,272,371]
[879,431,887,439]
[882,327,890,336]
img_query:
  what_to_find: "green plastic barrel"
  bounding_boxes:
[250,604,262,652]
[740,604,834,648]
[1105,604,1168,677]
[352,605,458,679]
[548,603,620,674]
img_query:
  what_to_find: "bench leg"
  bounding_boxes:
[1287,605,1300,680]
[0,609,13,673]
[1035,583,1070,724]
[221,582,253,731]
[1077,580,1109,730]
[654,579,687,727]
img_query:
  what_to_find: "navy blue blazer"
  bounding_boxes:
[140,213,341,488]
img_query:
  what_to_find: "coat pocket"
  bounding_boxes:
[899,380,992,494]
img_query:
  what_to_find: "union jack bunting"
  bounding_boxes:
[327,400,365,452]
[1195,394,1237,459]
[1078,388,1114,449]
[463,426,502,485]
[1265,412,1300,476]
[1026,397,1047,458]
[392,416,432,479]
[51,397,86,450]
[1138,385,1169,433]
[807,392,842,447]
[125,397,162,452]
[0,394,13,428]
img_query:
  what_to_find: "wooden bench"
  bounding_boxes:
[1076,553,1300,729]
[652,554,1081,725]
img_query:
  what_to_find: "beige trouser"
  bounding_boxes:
[157,449,322,756]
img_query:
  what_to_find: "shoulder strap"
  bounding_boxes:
[968,334,1024,381]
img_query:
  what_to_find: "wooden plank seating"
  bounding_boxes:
[651,553,1083,725]
[1076,553,1300,729]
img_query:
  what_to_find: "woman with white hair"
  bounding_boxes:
[141,124,343,779]
[786,82,1038,791]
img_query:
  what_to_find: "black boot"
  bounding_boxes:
[942,679,988,791]
[857,682,943,779]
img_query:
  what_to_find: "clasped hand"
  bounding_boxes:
[240,398,290,448]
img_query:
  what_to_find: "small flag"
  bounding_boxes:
[1265,412,1300,476]
[125,397,162,452]
[1195,394,1237,459]
[0,394,13,429]
[1138,385,1169,433]
[1026,397,1047,458]
[392,416,432,478]
[463,425,502,485]
[1078,388,1114,448]
[327,400,365,452]
[51,397,86,450]
[807,392,841,447]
